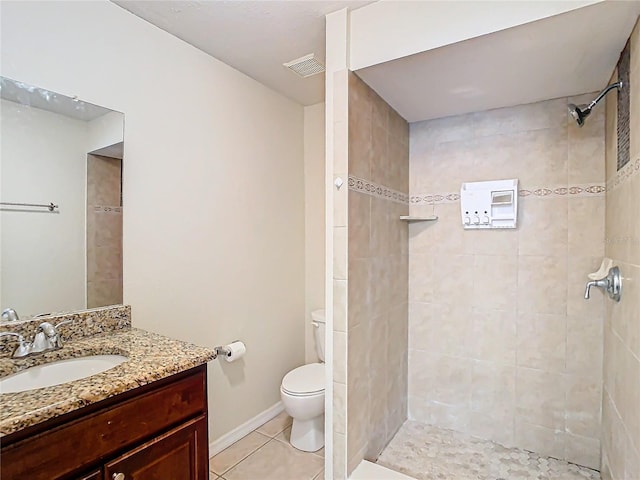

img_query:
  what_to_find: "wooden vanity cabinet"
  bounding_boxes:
[77,472,102,480]
[1,365,210,480]
[104,415,206,480]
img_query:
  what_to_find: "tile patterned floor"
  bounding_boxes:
[377,421,601,480]
[209,411,324,480]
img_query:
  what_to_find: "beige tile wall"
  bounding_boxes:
[408,95,606,469]
[333,67,350,480]
[601,18,640,480]
[345,72,409,474]
[86,154,123,308]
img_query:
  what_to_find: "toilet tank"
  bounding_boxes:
[311,309,326,362]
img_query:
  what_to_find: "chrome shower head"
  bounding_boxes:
[568,103,590,127]
[569,81,622,127]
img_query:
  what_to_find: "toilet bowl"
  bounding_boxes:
[280,362,324,452]
[280,309,326,452]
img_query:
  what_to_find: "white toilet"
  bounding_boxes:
[280,309,325,452]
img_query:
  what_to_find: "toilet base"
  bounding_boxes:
[290,414,324,452]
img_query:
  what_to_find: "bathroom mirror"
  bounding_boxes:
[0,77,124,319]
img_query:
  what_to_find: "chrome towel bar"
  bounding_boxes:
[1,201,59,212]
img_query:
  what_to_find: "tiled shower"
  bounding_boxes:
[333,16,639,480]
[407,92,605,469]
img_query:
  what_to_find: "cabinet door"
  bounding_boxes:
[76,471,102,480]
[104,415,208,480]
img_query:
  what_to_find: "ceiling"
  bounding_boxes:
[356,1,640,122]
[112,1,639,121]
[112,0,372,106]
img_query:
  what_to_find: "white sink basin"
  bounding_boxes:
[0,355,128,394]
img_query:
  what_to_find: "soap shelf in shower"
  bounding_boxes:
[399,215,438,222]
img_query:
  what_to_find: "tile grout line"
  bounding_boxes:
[266,434,326,461]
[218,427,324,480]
[210,429,274,477]
[213,420,294,476]
[216,437,271,478]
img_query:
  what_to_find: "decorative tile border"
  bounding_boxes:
[410,193,460,205]
[349,175,608,206]
[607,157,640,192]
[519,183,606,198]
[410,183,606,205]
[92,205,122,214]
[348,176,409,204]
[616,39,631,171]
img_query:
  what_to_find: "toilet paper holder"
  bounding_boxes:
[213,345,231,360]
[213,340,245,360]
[584,266,622,302]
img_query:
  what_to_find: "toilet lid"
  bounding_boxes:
[282,363,324,395]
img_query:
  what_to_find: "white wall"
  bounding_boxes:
[87,111,124,154]
[1,99,87,317]
[304,102,325,364]
[349,0,601,70]
[1,0,305,441]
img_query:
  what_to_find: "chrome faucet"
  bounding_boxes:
[0,320,72,358]
[585,266,622,302]
[35,321,71,351]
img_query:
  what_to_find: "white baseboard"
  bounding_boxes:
[209,401,284,457]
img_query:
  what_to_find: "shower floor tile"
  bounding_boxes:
[377,421,600,480]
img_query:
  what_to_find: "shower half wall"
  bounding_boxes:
[339,72,410,475]
[408,95,606,469]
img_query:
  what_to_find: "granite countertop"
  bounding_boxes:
[0,327,216,437]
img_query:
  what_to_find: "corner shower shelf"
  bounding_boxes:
[399,215,438,222]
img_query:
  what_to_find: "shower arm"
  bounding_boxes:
[586,81,623,110]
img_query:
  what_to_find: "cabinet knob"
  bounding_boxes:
[113,474,125,480]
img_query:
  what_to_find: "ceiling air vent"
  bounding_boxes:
[283,54,325,78]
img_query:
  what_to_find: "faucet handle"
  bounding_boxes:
[54,320,72,344]
[0,331,24,342]
[55,319,73,329]
[0,331,30,357]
